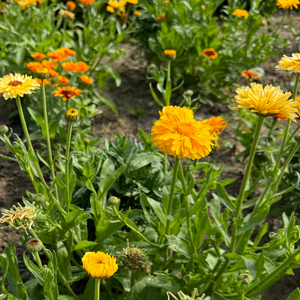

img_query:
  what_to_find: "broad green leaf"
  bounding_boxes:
[216,184,235,212]
[165,235,192,258]
[57,241,72,281]
[23,254,44,286]
[286,288,300,300]
[73,241,97,251]
[253,223,268,247]
[145,195,166,225]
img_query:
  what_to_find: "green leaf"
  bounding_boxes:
[165,235,192,258]
[254,252,265,281]
[162,186,169,214]
[185,172,195,196]
[164,80,172,105]
[286,288,300,300]
[27,107,43,126]
[74,241,97,251]
[0,253,9,286]
[129,153,159,171]
[144,194,166,225]
[23,254,44,286]
[212,293,227,300]
[216,184,236,212]
[253,223,268,247]
[57,241,72,281]
[16,45,25,65]
[149,83,163,107]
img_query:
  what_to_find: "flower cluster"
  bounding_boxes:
[106,0,127,13]
[151,106,226,159]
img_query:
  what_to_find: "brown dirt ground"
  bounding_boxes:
[1,12,300,300]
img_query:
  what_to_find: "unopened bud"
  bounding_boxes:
[65,108,79,122]
[79,156,88,164]
[183,90,193,98]
[238,272,252,287]
[35,67,49,79]
[269,232,282,241]
[108,196,120,206]
[26,238,43,253]
[0,125,8,135]
[84,138,90,144]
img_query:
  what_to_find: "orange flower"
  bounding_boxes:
[54,86,82,101]
[48,49,69,62]
[62,62,76,71]
[49,69,59,77]
[157,13,166,21]
[58,76,69,85]
[78,0,94,4]
[42,60,58,70]
[241,70,261,79]
[107,5,114,12]
[81,75,93,84]
[202,48,218,59]
[35,78,50,86]
[74,61,90,72]
[274,114,287,120]
[27,62,43,71]
[31,52,46,61]
[66,1,76,10]
[37,0,42,3]
[61,48,76,56]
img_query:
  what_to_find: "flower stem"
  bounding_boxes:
[163,153,168,174]
[42,80,59,200]
[95,278,101,300]
[165,157,180,235]
[65,122,73,213]
[33,252,43,269]
[15,95,48,188]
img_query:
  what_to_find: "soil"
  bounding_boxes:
[1,12,300,300]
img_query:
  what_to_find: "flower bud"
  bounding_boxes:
[0,125,8,135]
[84,138,90,144]
[164,49,176,59]
[183,90,194,98]
[269,232,282,241]
[35,67,49,79]
[26,238,43,252]
[238,272,252,287]
[108,196,120,206]
[147,64,157,73]
[54,143,61,151]
[33,193,46,203]
[79,156,88,164]
[65,108,79,122]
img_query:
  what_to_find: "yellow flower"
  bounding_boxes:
[65,108,79,122]
[276,53,300,73]
[126,0,138,3]
[202,48,218,59]
[82,252,118,278]
[276,0,300,9]
[18,0,36,9]
[201,116,227,147]
[232,9,249,18]
[232,83,298,121]
[151,106,220,159]
[107,0,126,9]
[134,10,141,16]
[164,49,176,57]
[107,5,114,12]
[0,73,39,100]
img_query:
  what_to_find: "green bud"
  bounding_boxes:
[84,138,90,144]
[183,90,194,98]
[33,193,46,203]
[54,143,61,151]
[0,125,8,135]
[238,271,252,287]
[269,232,282,241]
[108,196,120,206]
[26,238,43,253]
[79,156,88,164]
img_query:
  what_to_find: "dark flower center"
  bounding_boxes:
[8,81,23,86]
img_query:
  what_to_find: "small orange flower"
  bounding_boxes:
[164,50,176,58]
[61,48,76,56]
[42,60,58,70]
[58,76,70,85]
[78,0,94,4]
[62,62,76,71]
[157,13,166,21]
[241,70,261,79]
[27,62,43,71]
[134,10,141,16]
[107,5,114,12]
[37,0,42,3]
[54,86,82,101]
[31,52,46,61]
[49,69,59,77]
[81,75,93,84]
[232,9,249,18]
[48,49,68,62]
[66,0,76,10]
[35,78,50,86]
[202,48,218,59]
[74,62,90,72]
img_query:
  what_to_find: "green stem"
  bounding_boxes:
[95,278,101,300]
[42,80,59,200]
[163,153,168,174]
[247,247,300,297]
[165,60,171,106]
[131,270,134,293]
[33,252,43,269]
[230,115,264,252]
[15,95,48,188]
[65,123,73,213]
[178,161,197,257]
[165,157,180,235]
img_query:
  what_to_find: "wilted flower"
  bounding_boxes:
[82,252,118,278]
[0,73,39,100]
[202,48,218,59]
[59,10,75,20]
[157,12,166,21]
[232,8,249,18]
[241,70,261,79]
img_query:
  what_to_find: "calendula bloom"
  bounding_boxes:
[49,69,59,77]
[151,106,218,159]
[276,0,299,9]
[232,83,298,121]
[58,76,69,85]
[126,0,138,3]
[65,108,79,122]
[107,5,114,12]
[61,47,76,56]
[107,0,126,9]
[0,204,37,234]
[59,10,75,20]
[232,9,249,18]
[119,11,128,24]
[82,252,118,278]
[18,0,36,9]
[48,48,73,61]
[157,12,166,21]
[276,54,300,73]
[274,114,287,120]
[0,73,39,100]
[262,19,267,26]
[31,52,46,61]
[27,62,43,71]
[66,0,76,10]
[54,86,82,101]
[34,78,50,86]
[0,3,7,10]
[202,48,218,59]
[78,0,94,4]
[74,61,90,72]
[164,50,176,58]
[241,70,261,79]
[81,75,93,84]
[134,10,141,15]
[164,0,170,3]
[42,60,57,70]
[62,62,76,71]
[201,116,227,147]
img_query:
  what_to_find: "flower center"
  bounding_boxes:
[8,80,23,86]
[176,123,194,137]
[205,50,215,56]
[61,91,73,98]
